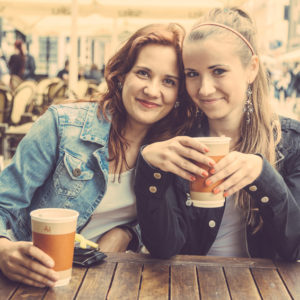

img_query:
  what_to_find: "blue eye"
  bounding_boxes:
[185,71,199,78]
[213,68,226,76]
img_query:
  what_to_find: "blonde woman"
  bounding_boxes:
[134,8,300,261]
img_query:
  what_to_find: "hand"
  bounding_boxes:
[142,136,216,181]
[206,152,263,197]
[0,238,59,287]
[97,227,132,252]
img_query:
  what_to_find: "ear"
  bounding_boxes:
[247,55,259,84]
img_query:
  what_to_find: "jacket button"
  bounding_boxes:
[153,172,162,179]
[149,186,157,193]
[208,220,216,228]
[72,168,81,177]
[186,200,192,206]
[249,185,257,192]
[261,196,269,203]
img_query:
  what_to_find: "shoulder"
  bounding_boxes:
[279,116,300,154]
[48,101,99,126]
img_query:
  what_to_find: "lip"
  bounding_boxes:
[137,98,160,108]
[200,98,223,104]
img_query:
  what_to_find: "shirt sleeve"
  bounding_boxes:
[0,108,60,239]
[244,152,300,261]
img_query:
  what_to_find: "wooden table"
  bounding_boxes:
[0,253,299,300]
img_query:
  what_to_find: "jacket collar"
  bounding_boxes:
[80,102,111,146]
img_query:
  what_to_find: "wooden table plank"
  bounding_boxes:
[0,272,20,300]
[107,262,142,300]
[275,261,300,300]
[170,264,200,300]
[76,262,116,300]
[43,267,86,300]
[197,266,230,300]
[251,268,291,300]
[10,285,47,300]
[139,263,169,300]
[224,266,260,300]
[105,252,275,268]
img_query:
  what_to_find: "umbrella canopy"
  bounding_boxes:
[0,0,249,93]
[0,0,249,36]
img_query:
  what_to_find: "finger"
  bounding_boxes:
[176,145,216,169]
[223,177,251,197]
[177,136,210,154]
[23,245,55,268]
[159,159,197,181]
[216,168,246,193]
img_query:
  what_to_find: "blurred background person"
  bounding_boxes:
[0,49,10,86]
[57,59,69,82]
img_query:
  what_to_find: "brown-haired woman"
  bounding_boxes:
[0,23,195,287]
[135,8,300,262]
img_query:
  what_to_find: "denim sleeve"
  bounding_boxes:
[0,108,60,239]
[244,153,300,261]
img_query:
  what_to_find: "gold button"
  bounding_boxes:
[261,196,269,203]
[72,168,81,177]
[153,172,162,179]
[208,220,216,228]
[149,186,157,193]
[249,185,257,192]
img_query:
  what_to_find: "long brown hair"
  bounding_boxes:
[98,23,196,174]
[186,8,281,232]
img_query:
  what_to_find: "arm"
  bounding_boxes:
[245,155,300,261]
[0,108,61,286]
[134,153,189,258]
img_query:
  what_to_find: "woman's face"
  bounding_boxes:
[183,37,253,123]
[122,44,179,129]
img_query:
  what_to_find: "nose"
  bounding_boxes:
[198,76,216,96]
[143,80,160,98]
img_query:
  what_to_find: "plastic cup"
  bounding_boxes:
[30,208,79,287]
[190,137,231,208]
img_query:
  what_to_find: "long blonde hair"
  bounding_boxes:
[186,7,281,232]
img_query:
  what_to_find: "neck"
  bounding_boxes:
[123,120,150,146]
[208,118,241,150]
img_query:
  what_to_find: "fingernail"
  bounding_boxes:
[210,168,215,174]
[213,188,220,194]
[204,147,209,152]
[224,191,229,197]
[205,179,212,186]
[190,175,196,181]
[209,161,215,167]
[201,171,208,177]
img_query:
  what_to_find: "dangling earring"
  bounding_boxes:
[244,85,253,124]
[174,101,180,108]
[117,81,123,91]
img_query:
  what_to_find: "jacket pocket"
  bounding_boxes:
[53,152,94,198]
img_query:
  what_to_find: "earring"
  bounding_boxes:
[244,85,253,124]
[117,81,123,91]
[174,101,180,108]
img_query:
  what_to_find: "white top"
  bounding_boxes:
[80,168,137,242]
[207,195,248,257]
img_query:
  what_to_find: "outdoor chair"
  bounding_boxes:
[8,80,37,126]
[9,75,23,91]
[0,85,13,123]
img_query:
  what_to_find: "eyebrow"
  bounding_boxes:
[184,64,229,71]
[135,65,180,80]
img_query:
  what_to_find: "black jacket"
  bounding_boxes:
[134,116,300,261]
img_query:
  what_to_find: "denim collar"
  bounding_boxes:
[80,102,111,147]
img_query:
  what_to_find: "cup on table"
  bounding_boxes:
[30,208,79,287]
[190,137,231,208]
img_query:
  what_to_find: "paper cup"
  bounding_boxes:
[190,137,231,208]
[30,208,79,287]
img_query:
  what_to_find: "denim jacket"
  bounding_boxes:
[0,102,140,249]
[135,116,300,261]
